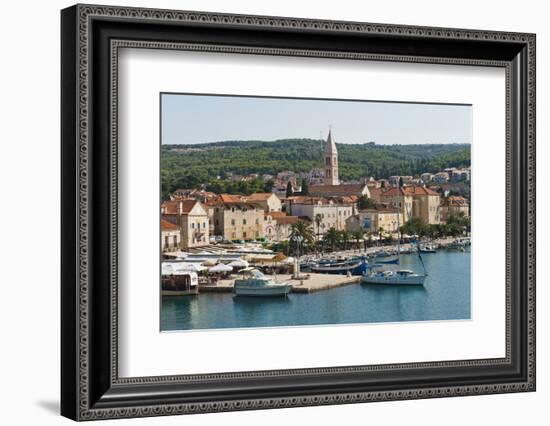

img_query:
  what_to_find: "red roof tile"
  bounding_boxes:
[403,186,439,196]
[274,216,301,225]
[161,219,179,231]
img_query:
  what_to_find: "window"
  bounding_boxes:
[255,218,259,224]
[243,232,247,239]
[172,235,178,247]
[191,223,195,229]
[231,219,235,226]
[164,236,169,248]
[243,219,247,225]
[203,222,206,228]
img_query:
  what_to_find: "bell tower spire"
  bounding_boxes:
[324,127,339,185]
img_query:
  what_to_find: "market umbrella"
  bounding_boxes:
[177,263,206,272]
[228,259,249,268]
[202,258,217,266]
[209,263,233,273]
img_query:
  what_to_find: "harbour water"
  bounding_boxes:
[161,249,471,331]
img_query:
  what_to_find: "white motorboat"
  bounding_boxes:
[361,268,426,285]
[418,242,437,253]
[233,268,292,297]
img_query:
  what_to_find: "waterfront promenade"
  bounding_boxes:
[200,272,360,294]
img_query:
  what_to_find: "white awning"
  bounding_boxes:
[208,263,233,273]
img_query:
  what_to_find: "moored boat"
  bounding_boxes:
[361,267,426,285]
[233,268,292,297]
[310,257,368,275]
[418,242,437,253]
[361,197,428,286]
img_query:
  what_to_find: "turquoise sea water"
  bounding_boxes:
[161,249,471,331]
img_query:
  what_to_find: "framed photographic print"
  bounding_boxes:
[61,4,536,421]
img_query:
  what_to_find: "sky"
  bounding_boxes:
[161,93,472,146]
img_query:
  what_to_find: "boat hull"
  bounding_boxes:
[310,261,368,276]
[361,275,426,286]
[234,284,292,297]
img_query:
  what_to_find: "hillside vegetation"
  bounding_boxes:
[161,139,470,197]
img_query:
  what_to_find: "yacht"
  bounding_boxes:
[361,197,428,286]
[361,267,426,285]
[233,268,292,297]
[418,242,437,253]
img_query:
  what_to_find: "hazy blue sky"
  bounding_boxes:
[161,93,472,145]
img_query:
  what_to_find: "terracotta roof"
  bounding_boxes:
[246,193,276,201]
[309,183,368,196]
[369,187,383,196]
[380,187,409,197]
[403,186,439,196]
[213,194,258,209]
[274,216,301,225]
[219,194,243,204]
[180,199,201,213]
[161,201,179,214]
[161,219,179,231]
[268,211,287,218]
[359,206,399,214]
[161,199,202,214]
[286,195,311,203]
[445,196,469,206]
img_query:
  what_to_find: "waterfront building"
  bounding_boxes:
[161,219,181,252]
[346,207,403,233]
[264,211,308,241]
[440,195,470,222]
[288,197,353,236]
[404,186,441,224]
[379,187,414,222]
[161,199,210,248]
[212,194,265,241]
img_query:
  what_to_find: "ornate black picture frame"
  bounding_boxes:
[61,4,536,421]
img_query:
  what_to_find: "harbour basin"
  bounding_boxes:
[161,249,471,331]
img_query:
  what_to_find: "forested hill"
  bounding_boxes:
[161,138,470,195]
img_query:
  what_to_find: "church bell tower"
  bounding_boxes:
[324,128,339,185]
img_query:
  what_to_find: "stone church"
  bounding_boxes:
[309,129,370,198]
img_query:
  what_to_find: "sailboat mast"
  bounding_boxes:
[397,198,401,266]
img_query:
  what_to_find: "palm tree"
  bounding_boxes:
[289,221,315,255]
[314,214,323,241]
[340,230,351,250]
[352,229,365,252]
[323,227,341,252]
